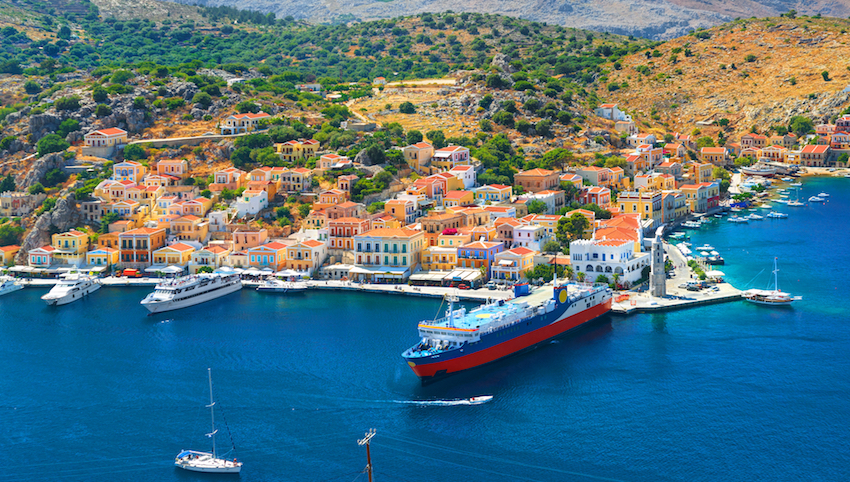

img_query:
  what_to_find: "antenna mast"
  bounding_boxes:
[357,429,377,482]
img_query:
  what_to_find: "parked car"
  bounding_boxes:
[457,284,470,290]
[485,281,497,290]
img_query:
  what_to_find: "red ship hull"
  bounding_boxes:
[408,298,612,380]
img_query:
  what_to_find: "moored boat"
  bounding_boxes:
[766,212,788,219]
[41,273,101,306]
[742,258,800,307]
[141,273,242,314]
[402,281,612,383]
[808,196,824,203]
[742,164,777,177]
[175,369,243,474]
[0,276,24,296]
[256,279,308,293]
[728,216,748,223]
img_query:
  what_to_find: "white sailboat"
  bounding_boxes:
[175,369,243,474]
[742,258,801,306]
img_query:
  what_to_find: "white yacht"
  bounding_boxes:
[818,192,829,197]
[141,273,241,314]
[175,369,243,474]
[808,196,824,203]
[747,213,764,221]
[41,273,101,306]
[0,276,24,296]
[256,279,308,293]
[766,212,788,219]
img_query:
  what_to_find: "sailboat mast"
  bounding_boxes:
[774,258,780,292]
[207,368,216,458]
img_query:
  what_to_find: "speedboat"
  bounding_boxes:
[747,214,764,220]
[781,177,793,182]
[696,244,715,251]
[766,212,788,219]
[682,221,702,228]
[787,200,804,207]
[728,216,748,223]
[818,192,829,197]
[759,204,772,209]
[466,396,493,405]
[807,196,824,203]
[256,279,308,293]
[0,276,24,296]
[790,182,802,187]
[41,273,101,306]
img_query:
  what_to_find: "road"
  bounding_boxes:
[385,78,457,87]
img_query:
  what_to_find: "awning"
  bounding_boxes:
[144,264,169,273]
[275,269,303,277]
[445,269,483,282]
[409,272,449,282]
[349,266,408,276]
[88,266,107,272]
[163,266,185,274]
[497,260,515,266]
[243,268,262,276]
[706,270,726,277]
[7,266,31,272]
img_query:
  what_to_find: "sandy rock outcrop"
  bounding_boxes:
[19,152,67,189]
[15,193,84,264]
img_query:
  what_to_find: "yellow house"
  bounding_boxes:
[1,245,20,265]
[618,190,663,227]
[436,232,473,249]
[469,225,497,242]
[86,247,119,267]
[491,247,536,282]
[421,246,458,271]
[189,245,231,273]
[171,215,210,242]
[442,190,474,208]
[402,142,435,172]
[51,230,90,265]
[153,243,195,266]
[276,139,320,163]
[284,239,327,275]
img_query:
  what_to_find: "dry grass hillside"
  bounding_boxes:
[597,17,850,137]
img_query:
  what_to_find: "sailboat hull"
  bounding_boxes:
[175,451,242,473]
[175,461,242,473]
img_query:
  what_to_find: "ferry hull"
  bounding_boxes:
[42,282,101,306]
[142,281,242,314]
[406,298,612,382]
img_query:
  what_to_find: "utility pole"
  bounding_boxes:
[357,429,376,482]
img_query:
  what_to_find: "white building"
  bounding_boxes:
[513,224,549,251]
[449,165,476,189]
[569,238,650,286]
[517,190,564,215]
[220,112,270,135]
[234,189,268,218]
[594,103,632,122]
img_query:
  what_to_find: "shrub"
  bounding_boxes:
[235,101,260,113]
[133,97,146,109]
[192,91,212,108]
[745,54,757,62]
[44,168,68,187]
[28,182,45,194]
[36,134,69,157]
[24,80,41,95]
[110,70,134,84]
[165,97,185,110]
[399,101,416,114]
[94,104,112,117]
[123,144,146,160]
[92,85,108,103]
[54,96,80,111]
[57,119,80,137]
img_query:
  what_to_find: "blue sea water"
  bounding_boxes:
[1,177,849,482]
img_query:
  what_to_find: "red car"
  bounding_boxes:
[457,284,470,290]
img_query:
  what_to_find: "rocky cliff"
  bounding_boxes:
[15,193,85,265]
[160,0,850,40]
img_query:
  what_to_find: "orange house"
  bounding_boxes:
[119,227,167,268]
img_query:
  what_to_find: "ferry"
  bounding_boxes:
[402,281,612,383]
[41,273,101,306]
[141,273,242,314]
[0,276,24,296]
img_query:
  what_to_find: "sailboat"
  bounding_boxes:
[175,369,243,474]
[742,258,801,306]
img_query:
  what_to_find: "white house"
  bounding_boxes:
[517,190,564,215]
[449,165,476,189]
[220,112,270,135]
[594,104,632,122]
[569,238,650,286]
[512,224,549,251]
[234,189,268,218]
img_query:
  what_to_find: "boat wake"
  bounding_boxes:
[395,395,493,406]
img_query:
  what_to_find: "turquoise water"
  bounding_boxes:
[1,177,849,481]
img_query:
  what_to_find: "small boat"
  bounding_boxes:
[696,244,715,251]
[759,204,772,209]
[41,272,101,306]
[728,216,748,223]
[742,258,801,306]
[787,201,804,207]
[818,192,829,197]
[790,182,802,187]
[742,164,776,177]
[781,177,793,182]
[766,212,788,219]
[466,395,493,405]
[682,221,702,228]
[808,196,824,203]
[710,251,720,256]
[707,256,725,265]
[256,279,308,293]
[175,369,243,474]
[747,214,764,220]
[0,276,24,297]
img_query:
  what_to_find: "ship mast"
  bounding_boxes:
[205,368,218,459]
[773,257,779,293]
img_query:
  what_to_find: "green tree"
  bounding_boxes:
[407,130,423,144]
[111,70,134,84]
[492,111,514,128]
[542,239,561,254]
[0,224,24,245]
[92,85,108,103]
[555,213,590,247]
[789,116,813,137]
[0,174,15,192]
[696,136,716,148]
[94,104,112,117]
[540,148,574,171]
[57,119,80,138]
[399,101,416,114]
[24,80,41,95]
[37,134,69,157]
[123,144,146,160]
[28,183,45,195]
[821,71,830,81]
[527,199,547,214]
[192,92,213,108]
[133,97,146,109]
[54,96,80,111]
[99,211,119,233]
[298,203,312,218]
[44,168,68,187]
[197,266,214,273]
[426,130,446,149]
[236,101,260,113]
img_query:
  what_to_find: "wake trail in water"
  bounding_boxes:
[393,396,493,406]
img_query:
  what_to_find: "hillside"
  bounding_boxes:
[163,0,850,40]
[595,17,850,138]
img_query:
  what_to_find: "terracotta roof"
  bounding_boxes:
[292,168,311,174]
[596,239,631,247]
[598,103,616,108]
[480,184,510,190]
[256,242,287,250]
[359,228,421,238]
[701,147,727,154]
[120,227,164,236]
[505,247,535,256]
[461,241,501,249]
[450,165,472,171]
[329,217,369,224]
[517,168,555,176]
[92,127,126,136]
[0,245,20,252]
[232,112,270,119]
[801,145,829,154]
[444,190,471,199]
[301,239,324,248]
[164,243,194,252]
[494,217,522,227]
[436,145,467,152]
[595,227,639,242]
[410,142,433,149]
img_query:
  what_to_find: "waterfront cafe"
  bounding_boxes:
[143,265,186,277]
[348,265,411,283]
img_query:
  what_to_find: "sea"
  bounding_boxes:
[1,176,849,482]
